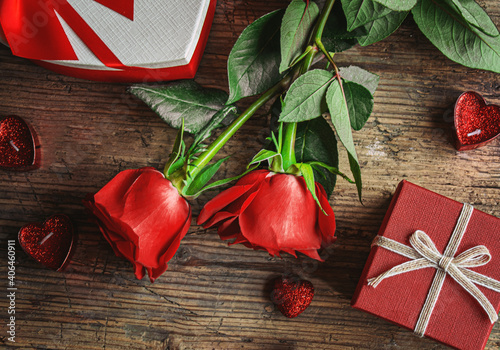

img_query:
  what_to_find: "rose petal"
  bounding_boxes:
[84,167,191,282]
[197,170,269,225]
[299,249,323,261]
[154,207,192,270]
[216,217,240,240]
[134,262,145,280]
[121,172,190,269]
[316,183,336,248]
[239,173,322,252]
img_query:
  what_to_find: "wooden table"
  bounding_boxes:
[1,1,499,349]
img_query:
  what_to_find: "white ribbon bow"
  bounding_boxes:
[368,203,500,336]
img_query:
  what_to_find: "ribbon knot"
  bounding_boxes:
[368,203,500,337]
[410,230,491,273]
[438,256,453,272]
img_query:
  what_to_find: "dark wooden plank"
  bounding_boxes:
[1,1,499,349]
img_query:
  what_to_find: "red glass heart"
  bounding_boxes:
[18,215,75,271]
[271,276,314,318]
[0,115,38,170]
[454,91,500,151]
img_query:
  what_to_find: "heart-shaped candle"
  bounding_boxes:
[454,91,500,151]
[0,115,38,170]
[271,276,314,318]
[18,215,75,271]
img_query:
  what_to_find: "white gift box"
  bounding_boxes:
[0,0,216,82]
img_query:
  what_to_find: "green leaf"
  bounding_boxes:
[450,0,499,37]
[342,80,374,131]
[227,9,285,104]
[339,66,379,95]
[340,0,393,31]
[192,105,238,147]
[412,0,500,73]
[129,81,228,134]
[280,0,319,73]
[249,149,283,172]
[357,10,409,46]
[295,117,339,196]
[322,1,368,53]
[279,69,334,123]
[293,163,327,214]
[183,157,229,196]
[326,79,362,200]
[372,0,416,11]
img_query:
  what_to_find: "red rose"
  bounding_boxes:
[197,169,336,260]
[84,167,191,282]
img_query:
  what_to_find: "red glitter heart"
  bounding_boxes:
[454,91,500,151]
[271,276,314,318]
[18,215,75,271]
[0,115,38,170]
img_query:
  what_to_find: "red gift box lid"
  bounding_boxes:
[0,0,217,82]
[351,180,500,350]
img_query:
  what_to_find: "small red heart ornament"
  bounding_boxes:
[454,91,500,151]
[271,276,314,318]
[0,115,38,169]
[18,215,75,271]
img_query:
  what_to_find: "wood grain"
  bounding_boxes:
[1,1,499,349]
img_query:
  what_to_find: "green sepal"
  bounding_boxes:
[308,161,354,183]
[164,119,186,177]
[182,156,230,197]
[249,149,284,173]
[271,122,284,154]
[290,162,327,215]
[167,156,186,178]
[184,165,260,198]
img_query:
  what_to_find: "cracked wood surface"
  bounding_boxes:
[0,1,499,349]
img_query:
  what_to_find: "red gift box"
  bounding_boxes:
[0,0,216,82]
[352,180,500,350]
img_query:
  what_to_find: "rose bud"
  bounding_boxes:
[84,167,191,282]
[197,169,336,260]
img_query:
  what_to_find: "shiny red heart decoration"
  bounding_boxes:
[271,276,314,318]
[0,115,38,170]
[18,215,75,271]
[454,91,500,151]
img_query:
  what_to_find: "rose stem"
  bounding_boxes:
[190,0,336,179]
[281,0,335,171]
[189,76,291,179]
